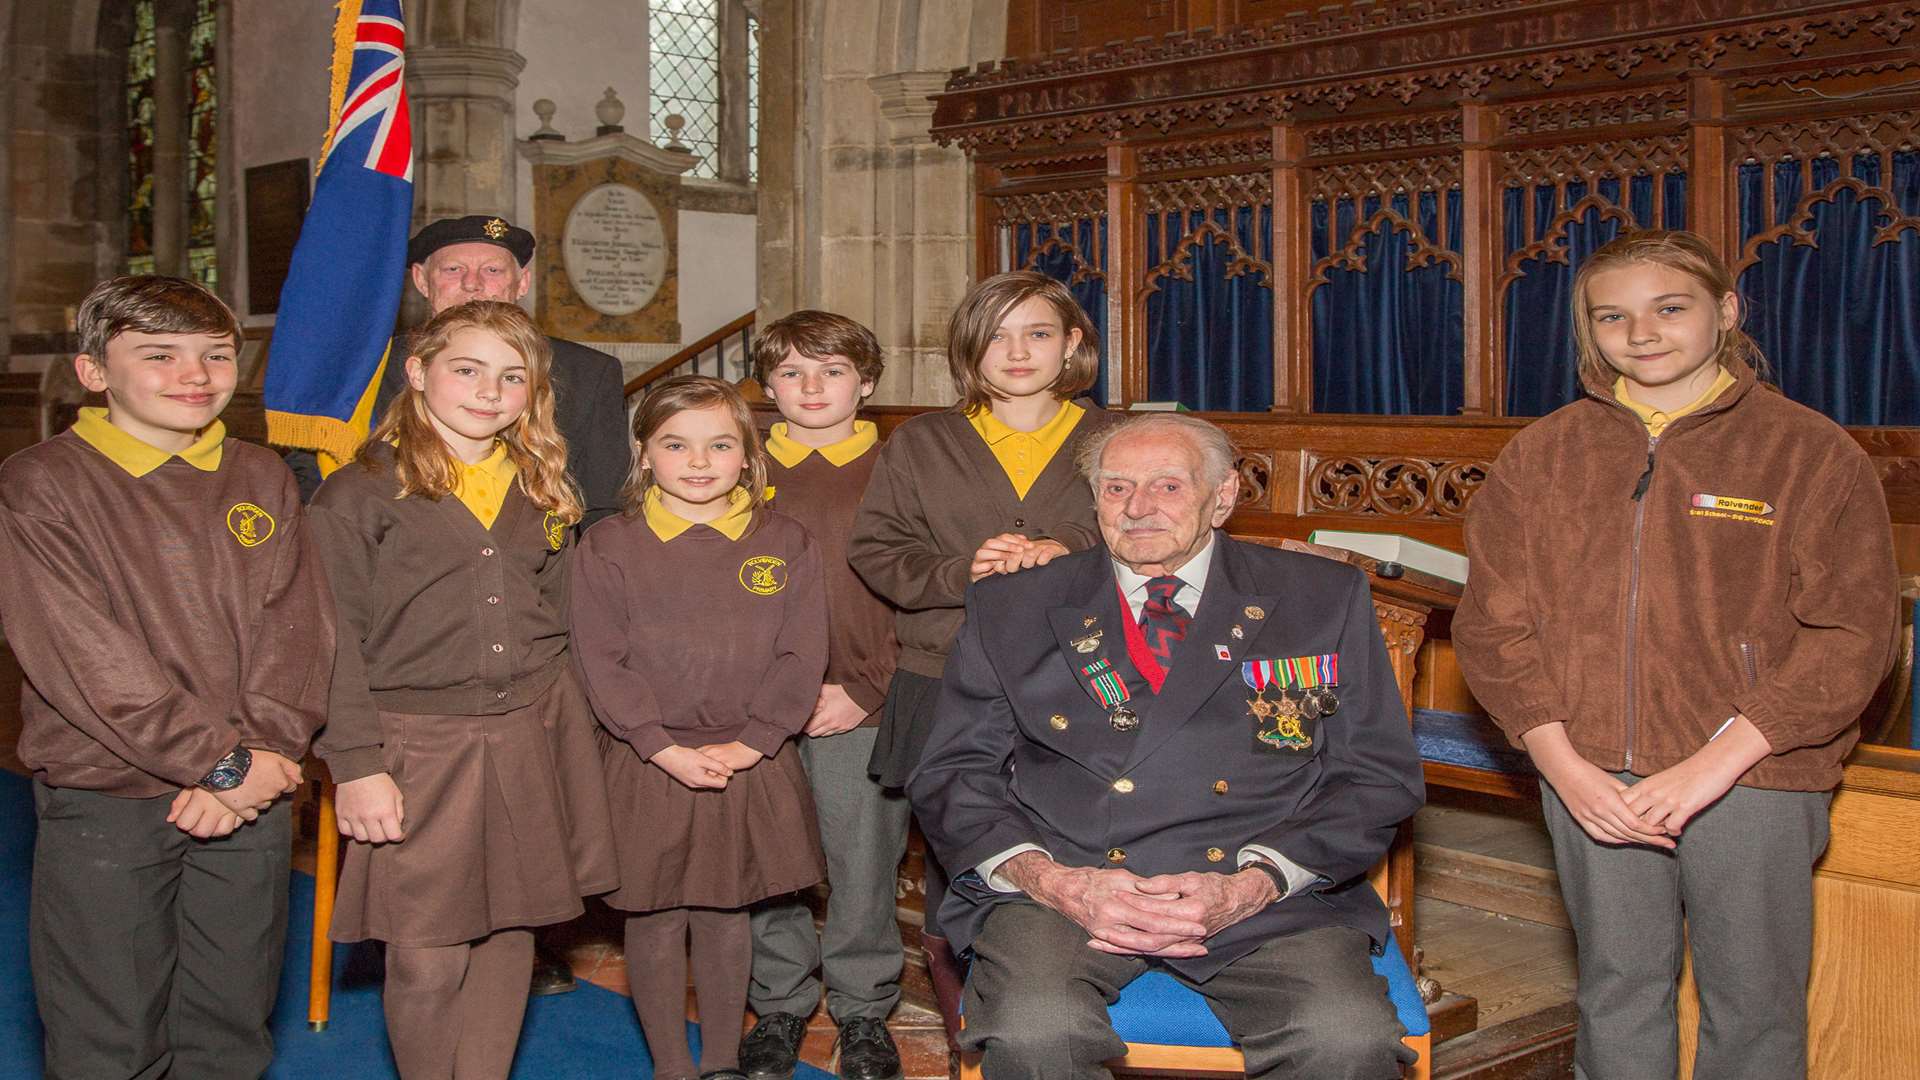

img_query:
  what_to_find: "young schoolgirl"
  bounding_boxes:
[1453,230,1897,1080]
[570,375,828,1080]
[846,270,1117,1040]
[311,299,618,1079]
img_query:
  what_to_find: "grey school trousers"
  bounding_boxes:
[30,782,292,1080]
[1542,775,1830,1080]
[748,725,913,1022]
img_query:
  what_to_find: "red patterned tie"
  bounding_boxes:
[1140,576,1191,669]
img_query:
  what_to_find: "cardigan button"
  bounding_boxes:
[1013,517,1026,528]
[496,691,508,700]
[491,643,504,653]
[486,595,500,605]
[481,547,495,557]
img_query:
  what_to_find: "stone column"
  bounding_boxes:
[150,0,194,277]
[405,44,525,223]
[754,0,811,322]
[867,70,969,405]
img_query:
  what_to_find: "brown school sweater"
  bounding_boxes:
[0,430,334,796]
[847,400,1117,678]
[308,444,573,783]
[767,442,897,724]
[569,507,827,759]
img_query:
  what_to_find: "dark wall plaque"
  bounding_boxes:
[244,159,311,316]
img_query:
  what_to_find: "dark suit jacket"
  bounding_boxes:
[372,334,630,527]
[908,532,1425,980]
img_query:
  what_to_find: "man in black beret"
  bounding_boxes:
[374,214,629,529]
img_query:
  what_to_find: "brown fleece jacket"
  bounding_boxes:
[1454,359,1898,792]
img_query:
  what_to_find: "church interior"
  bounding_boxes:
[1,0,1917,1077]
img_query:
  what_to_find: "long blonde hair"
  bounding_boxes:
[620,375,769,516]
[1570,230,1771,392]
[363,300,584,524]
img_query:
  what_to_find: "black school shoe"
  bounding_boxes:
[528,949,576,996]
[740,1012,809,1080]
[835,1017,903,1080]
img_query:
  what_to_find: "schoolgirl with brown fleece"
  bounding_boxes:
[1454,230,1898,1080]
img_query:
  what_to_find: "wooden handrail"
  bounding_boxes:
[623,310,757,398]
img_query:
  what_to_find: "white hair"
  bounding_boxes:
[1075,413,1236,491]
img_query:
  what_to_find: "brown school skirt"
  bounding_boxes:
[599,729,825,912]
[330,670,619,947]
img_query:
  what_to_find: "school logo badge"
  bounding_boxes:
[543,512,566,551]
[226,503,276,548]
[739,555,789,596]
[1688,492,1777,528]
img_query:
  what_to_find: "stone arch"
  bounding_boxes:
[3,0,136,365]
[758,0,1008,403]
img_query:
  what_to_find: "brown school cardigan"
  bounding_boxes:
[847,400,1117,678]
[308,445,573,784]
[0,432,334,796]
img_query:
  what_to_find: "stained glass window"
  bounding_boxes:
[187,0,217,288]
[126,0,157,275]
[649,0,758,182]
[126,0,218,285]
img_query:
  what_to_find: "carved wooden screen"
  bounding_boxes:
[938,0,1920,424]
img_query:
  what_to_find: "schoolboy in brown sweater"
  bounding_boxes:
[0,276,332,1079]
[738,312,907,1080]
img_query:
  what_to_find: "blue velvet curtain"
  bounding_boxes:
[1503,174,1688,416]
[1310,190,1466,415]
[1143,204,1275,411]
[1737,152,1920,425]
[1015,218,1109,405]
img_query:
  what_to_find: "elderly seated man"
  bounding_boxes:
[908,413,1426,1079]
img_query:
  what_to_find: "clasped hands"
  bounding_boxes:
[1001,851,1279,958]
[167,748,304,840]
[1522,718,1772,849]
[970,533,1069,582]
[650,740,765,790]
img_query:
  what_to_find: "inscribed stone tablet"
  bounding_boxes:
[562,183,667,316]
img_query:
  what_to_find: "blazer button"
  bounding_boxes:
[1112,778,1134,794]
[1049,714,1068,730]
[1106,847,1127,864]
[1206,847,1226,863]
[1213,780,1229,795]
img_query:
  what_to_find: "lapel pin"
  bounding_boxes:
[1214,644,1232,660]
[1071,630,1104,653]
[1083,616,1098,628]
[1230,625,1244,639]
[1244,605,1266,620]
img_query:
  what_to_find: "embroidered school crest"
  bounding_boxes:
[543,511,566,551]
[225,503,275,548]
[739,555,789,596]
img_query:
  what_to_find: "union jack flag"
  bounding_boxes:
[265,0,414,466]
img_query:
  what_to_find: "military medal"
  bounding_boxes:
[1244,658,1313,751]
[1230,625,1244,640]
[1082,659,1140,732]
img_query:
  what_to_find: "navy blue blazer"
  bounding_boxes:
[908,532,1425,980]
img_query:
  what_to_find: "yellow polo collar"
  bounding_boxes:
[1614,366,1736,438]
[643,485,754,542]
[452,441,517,528]
[72,407,225,477]
[765,420,878,469]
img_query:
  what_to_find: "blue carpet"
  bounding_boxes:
[0,770,833,1079]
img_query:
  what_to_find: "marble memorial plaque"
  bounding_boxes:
[562,183,668,317]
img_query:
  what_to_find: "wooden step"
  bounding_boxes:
[1433,1000,1576,1080]
[1415,842,1569,930]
